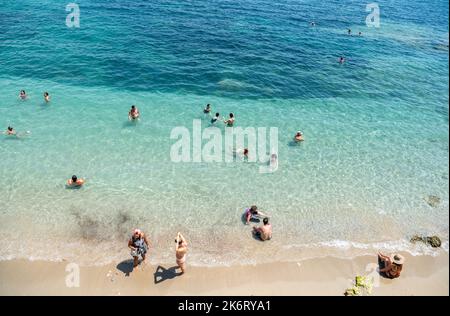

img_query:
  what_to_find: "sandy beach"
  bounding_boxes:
[0,252,447,296]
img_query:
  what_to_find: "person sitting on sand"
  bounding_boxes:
[43,92,50,102]
[245,205,269,225]
[19,90,27,100]
[175,232,188,274]
[128,229,150,268]
[67,175,85,187]
[211,112,220,124]
[224,113,235,127]
[204,104,211,114]
[128,105,140,120]
[253,218,272,241]
[378,252,405,279]
[5,126,16,136]
[294,131,304,142]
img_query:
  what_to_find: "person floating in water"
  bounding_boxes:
[175,232,188,274]
[358,31,362,36]
[128,229,150,269]
[253,217,272,241]
[378,252,405,279]
[203,104,211,114]
[67,175,85,187]
[245,205,269,225]
[43,92,50,102]
[128,105,140,120]
[339,56,345,64]
[348,29,352,35]
[4,126,16,136]
[19,90,27,100]
[211,112,220,124]
[294,131,304,142]
[224,113,235,126]
[310,21,316,26]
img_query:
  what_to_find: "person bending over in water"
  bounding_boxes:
[67,175,85,187]
[128,229,150,268]
[294,131,304,142]
[5,126,16,136]
[175,232,188,274]
[204,104,211,114]
[253,218,272,241]
[43,92,50,102]
[378,252,405,279]
[128,105,140,120]
[224,113,235,127]
[245,205,269,225]
[211,112,220,124]
[19,90,27,100]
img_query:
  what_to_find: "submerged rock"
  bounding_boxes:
[410,235,442,248]
[425,195,441,207]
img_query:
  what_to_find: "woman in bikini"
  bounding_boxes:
[175,232,188,274]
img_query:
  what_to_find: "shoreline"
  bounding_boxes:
[1,252,448,296]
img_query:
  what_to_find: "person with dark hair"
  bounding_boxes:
[339,56,345,64]
[128,105,140,120]
[348,28,352,35]
[43,92,50,102]
[211,112,220,124]
[67,175,85,187]
[224,113,235,126]
[5,126,16,136]
[203,104,211,114]
[245,205,269,225]
[175,232,188,274]
[253,217,272,241]
[19,90,27,100]
[294,131,304,142]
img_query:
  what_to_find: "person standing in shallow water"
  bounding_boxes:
[175,232,188,274]
[128,229,150,268]
[224,113,235,126]
[43,92,50,102]
[253,217,272,241]
[128,105,140,120]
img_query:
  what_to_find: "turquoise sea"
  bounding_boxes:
[0,0,448,266]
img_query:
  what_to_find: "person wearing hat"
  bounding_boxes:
[294,131,304,142]
[378,252,405,279]
[128,229,150,269]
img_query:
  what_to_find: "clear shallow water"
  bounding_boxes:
[0,0,448,266]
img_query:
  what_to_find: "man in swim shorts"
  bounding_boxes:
[175,232,188,274]
[128,228,150,268]
[253,218,272,241]
[5,126,16,136]
[67,175,85,187]
[43,92,50,102]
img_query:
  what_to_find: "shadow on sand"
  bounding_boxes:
[116,259,134,276]
[153,265,182,284]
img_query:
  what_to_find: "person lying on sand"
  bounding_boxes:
[253,217,272,241]
[128,105,140,120]
[245,205,269,225]
[378,252,405,279]
[175,232,188,274]
[128,229,150,268]
[67,175,85,187]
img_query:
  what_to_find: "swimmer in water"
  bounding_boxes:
[5,126,16,136]
[203,104,211,114]
[67,175,85,187]
[43,92,50,102]
[339,56,345,64]
[294,131,304,142]
[211,112,220,124]
[224,113,235,127]
[358,31,362,36]
[128,105,140,120]
[348,29,352,35]
[245,205,270,225]
[19,90,27,100]
[310,21,316,26]
[253,217,272,241]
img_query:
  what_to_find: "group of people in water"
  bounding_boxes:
[19,90,51,102]
[203,103,235,127]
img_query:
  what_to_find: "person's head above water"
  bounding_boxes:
[44,92,49,96]
[244,148,249,155]
[131,105,136,110]
[263,218,269,225]
[206,104,210,108]
[250,205,258,214]
[215,113,219,117]
[229,113,234,118]
[20,90,25,94]
[71,175,77,182]
[7,126,13,131]
[296,131,302,136]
